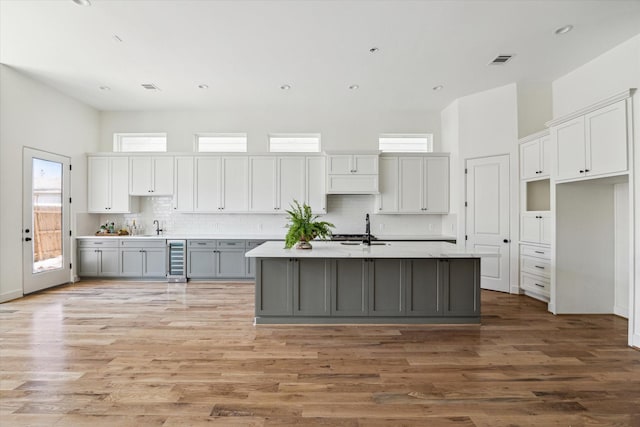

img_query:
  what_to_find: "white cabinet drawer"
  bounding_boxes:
[520,244,550,260]
[521,273,550,297]
[521,256,550,279]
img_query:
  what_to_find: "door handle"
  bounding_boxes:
[25,237,32,242]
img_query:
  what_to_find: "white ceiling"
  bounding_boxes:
[1,0,639,112]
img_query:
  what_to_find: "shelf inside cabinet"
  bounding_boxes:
[526,179,550,212]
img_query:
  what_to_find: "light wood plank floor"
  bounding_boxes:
[1,281,639,426]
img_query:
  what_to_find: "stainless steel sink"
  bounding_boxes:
[340,242,388,246]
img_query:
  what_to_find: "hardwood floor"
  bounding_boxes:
[1,281,639,426]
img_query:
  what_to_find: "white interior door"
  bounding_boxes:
[22,148,71,294]
[466,155,510,293]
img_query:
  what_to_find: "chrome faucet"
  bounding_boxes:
[364,214,371,246]
[153,219,162,236]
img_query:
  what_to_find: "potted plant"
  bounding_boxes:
[284,200,334,249]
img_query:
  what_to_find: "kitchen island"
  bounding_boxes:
[245,241,496,324]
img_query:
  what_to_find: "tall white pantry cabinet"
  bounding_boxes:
[519,89,634,322]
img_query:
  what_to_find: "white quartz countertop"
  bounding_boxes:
[76,234,456,241]
[245,241,498,259]
[76,234,284,240]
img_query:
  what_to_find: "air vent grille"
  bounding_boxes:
[490,54,514,65]
[141,83,161,90]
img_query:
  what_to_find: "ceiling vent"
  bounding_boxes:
[489,54,514,65]
[141,83,161,91]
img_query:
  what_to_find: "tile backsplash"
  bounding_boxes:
[96,195,444,237]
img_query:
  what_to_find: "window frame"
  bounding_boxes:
[113,133,168,152]
[268,133,322,153]
[378,134,434,153]
[194,133,248,153]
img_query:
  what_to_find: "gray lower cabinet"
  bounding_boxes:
[254,257,480,323]
[187,240,216,278]
[368,259,404,316]
[187,240,247,279]
[77,240,119,277]
[405,259,441,316]
[441,258,480,316]
[119,240,166,278]
[255,258,293,315]
[293,258,331,316]
[332,259,368,316]
[245,240,265,278]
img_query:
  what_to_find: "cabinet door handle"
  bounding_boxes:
[534,251,545,254]
[503,239,510,243]
[585,169,590,172]
[534,283,544,288]
[579,170,584,173]
[534,265,545,269]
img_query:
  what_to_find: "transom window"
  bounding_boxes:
[379,134,433,153]
[269,134,321,152]
[195,133,247,152]
[113,133,167,152]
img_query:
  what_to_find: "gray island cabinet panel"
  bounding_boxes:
[441,259,480,316]
[255,258,293,316]
[405,259,441,316]
[293,259,331,316]
[331,259,368,316]
[368,259,404,316]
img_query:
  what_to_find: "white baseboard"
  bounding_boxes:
[0,289,23,303]
[613,305,629,319]
[548,301,556,314]
[632,333,640,349]
[510,285,522,294]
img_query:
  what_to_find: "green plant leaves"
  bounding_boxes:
[284,200,335,249]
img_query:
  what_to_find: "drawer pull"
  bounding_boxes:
[534,251,545,254]
[534,283,544,288]
[534,265,545,269]
[197,242,206,245]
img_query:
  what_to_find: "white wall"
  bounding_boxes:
[552,34,640,117]
[443,83,520,293]
[517,81,552,138]
[99,108,442,153]
[0,65,100,302]
[551,33,640,347]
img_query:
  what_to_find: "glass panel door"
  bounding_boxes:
[23,148,71,294]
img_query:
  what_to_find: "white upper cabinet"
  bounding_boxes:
[585,100,628,178]
[326,153,379,194]
[520,134,550,180]
[88,156,136,213]
[306,156,326,214]
[173,157,195,212]
[552,98,629,182]
[220,157,249,212]
[129,156,174,195]
[377,155,449,214]
[278,156,305,211]
[194,157,221,212]
[248,156,325,214]
[377,157,398,213]
[248,157,277,213]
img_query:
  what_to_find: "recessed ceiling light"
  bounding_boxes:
[348,84,360,90]
[369,47,379,54]
[432,85,444,91]
[198,84,209,89]
[99,86,110,91]
[72,0,91,6]
[280,84,291,90]
[555,25,573,35]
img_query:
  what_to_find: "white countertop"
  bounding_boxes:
[76,234,284,240]
[245,241,498,259]
[76,234,456,241]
